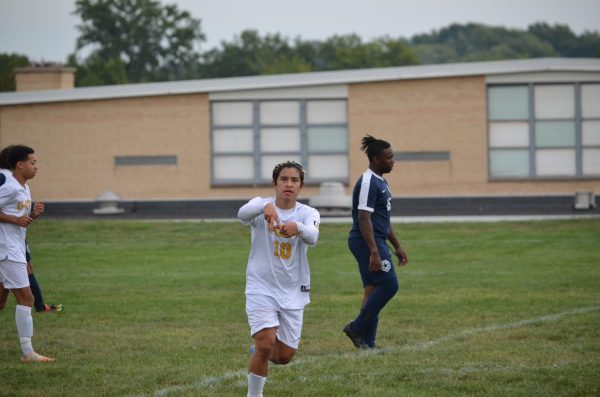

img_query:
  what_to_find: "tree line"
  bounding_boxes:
[1,0,599,91]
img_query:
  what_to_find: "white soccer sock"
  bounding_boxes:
[16,304,34,355]
[247,372,266,397]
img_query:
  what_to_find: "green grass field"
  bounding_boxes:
[1,219,599,397]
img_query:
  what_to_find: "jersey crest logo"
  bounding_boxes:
[17,200,32,212]
[381,259,391,273]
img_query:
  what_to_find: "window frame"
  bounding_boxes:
[210,98,349,186]
[487,82,600,181]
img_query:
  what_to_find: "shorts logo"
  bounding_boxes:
[301,285,310,292]
[381,259,391,273]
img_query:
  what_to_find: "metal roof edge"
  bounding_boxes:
[1,58,599,106]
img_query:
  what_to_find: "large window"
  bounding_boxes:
[211,99,348,185]
[488,83,600,179]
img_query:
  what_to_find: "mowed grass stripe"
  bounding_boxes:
[141,305,600,397]
[0,219,598,397]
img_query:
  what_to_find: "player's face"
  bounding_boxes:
[377,148,395,174]
[18,154,38,180]
[274,167,303,201]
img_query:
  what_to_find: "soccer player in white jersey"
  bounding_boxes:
[238,161,320,397]
[0,145,54,363]
[0,145,60,314]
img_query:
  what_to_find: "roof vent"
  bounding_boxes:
[309,182,352,216]
[93,191,125,215]
[573,191,596,211]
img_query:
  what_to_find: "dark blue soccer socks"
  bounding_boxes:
[28,273,46,312]
[351,276,398,337]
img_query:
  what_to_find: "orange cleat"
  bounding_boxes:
[21,352,55,363]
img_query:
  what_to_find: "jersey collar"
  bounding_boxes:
[366,168,384,181]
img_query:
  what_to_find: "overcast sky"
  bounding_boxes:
[1,0,599,63]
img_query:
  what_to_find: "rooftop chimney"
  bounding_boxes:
[14,64,76,92]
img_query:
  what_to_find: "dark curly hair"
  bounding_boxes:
[272,161,305,185]
[6,145,34,169]
[0,145,14,169]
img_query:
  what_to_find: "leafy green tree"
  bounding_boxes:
[72,0,205,84]
[0,53,30,91]
[261,56,313,75]
[528,23,580,56]
[292,34,418,71]
[379,37,421,67]
[200,30,303,78]
[67,54,128,86]
[580,32,600,58]
[200,31,418,78]
[65,11,600,84]
[411,43,459,64]
[411,23,558,63]
[528,23,600,57]
[325,35,419,69]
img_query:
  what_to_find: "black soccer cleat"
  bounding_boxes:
[343,323,367,348]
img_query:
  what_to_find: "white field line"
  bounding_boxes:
[139,305,600,397]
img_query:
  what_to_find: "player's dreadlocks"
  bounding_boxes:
[360,135,391,161]
[272,161,305,185]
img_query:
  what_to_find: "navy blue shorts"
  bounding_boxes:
[348,237,397,288]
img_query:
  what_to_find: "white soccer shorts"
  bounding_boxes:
[0,259,29,289]
[246,293,304,349]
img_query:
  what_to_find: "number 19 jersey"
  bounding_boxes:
[238,197,320,309]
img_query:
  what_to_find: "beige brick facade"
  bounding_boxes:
[348,76,600,196]
[0,93,318,201]
[1,94,210,200]
[1,67,599,202]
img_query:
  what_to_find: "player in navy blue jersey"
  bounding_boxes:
[343,135,409,349]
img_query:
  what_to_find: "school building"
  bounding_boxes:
[0,58,599,217]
